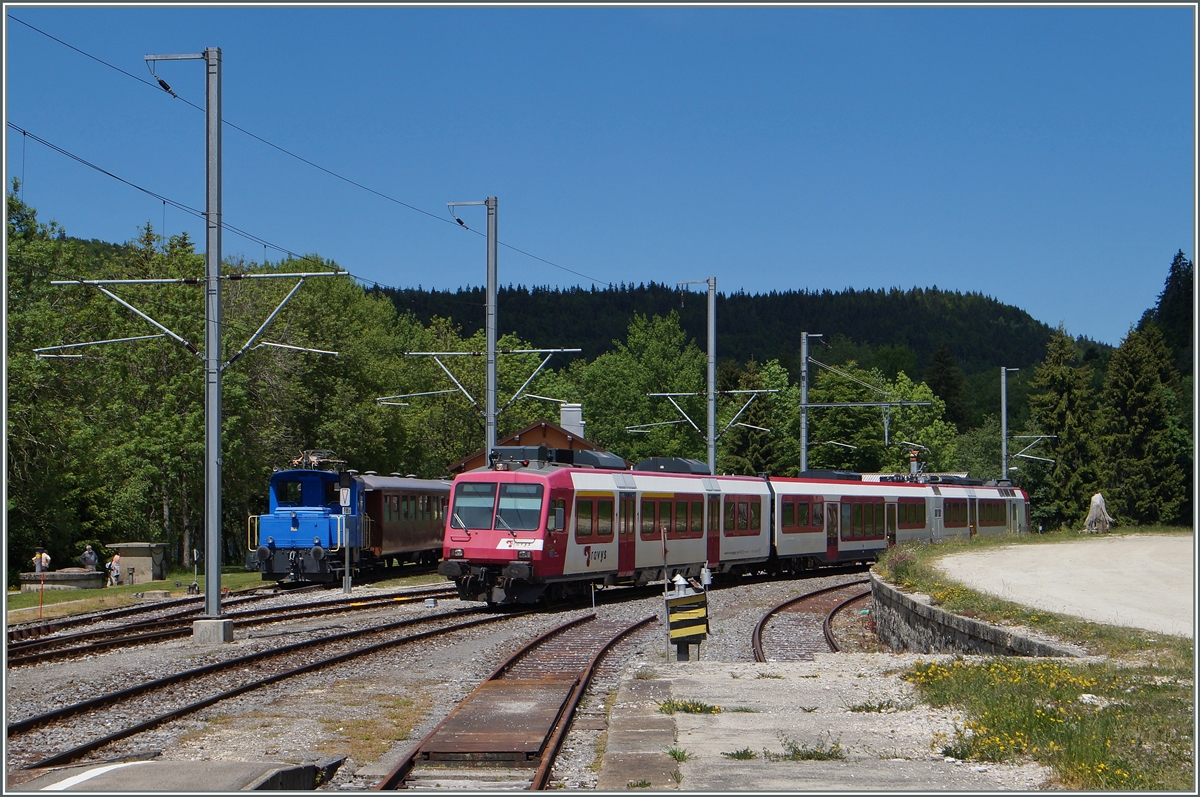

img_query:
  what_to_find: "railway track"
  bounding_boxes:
[6,585,458,667]
[374,613,657,791]
[5,585,283,643]
[751,578,871,662]
[6,607,519,772]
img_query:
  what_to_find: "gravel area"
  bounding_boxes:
[4,573,1054,790]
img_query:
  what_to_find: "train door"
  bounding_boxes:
[706,495,720,567]
[885,503,897,547]
[618,492,636,576]
[825,501,839,561]
[968,497,978,539]
[546,488,571,565]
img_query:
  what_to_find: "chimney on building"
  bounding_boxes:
[560,403,586,439]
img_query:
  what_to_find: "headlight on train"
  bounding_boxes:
[450,548,464,558]
[517,550,532,560]
[256,545,271,563]
[311,545,325,561]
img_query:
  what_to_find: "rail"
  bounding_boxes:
[751,578,870,662]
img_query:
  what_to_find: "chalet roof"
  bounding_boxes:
[447,418,604,474]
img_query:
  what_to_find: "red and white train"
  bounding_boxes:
[438,446,1031,604]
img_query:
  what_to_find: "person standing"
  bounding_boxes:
[32,548,50,573]
[79,545,99,570]
[106,553,122,587]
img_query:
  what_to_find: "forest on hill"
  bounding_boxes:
[6,189,1193,586]
[377,281,1065,374]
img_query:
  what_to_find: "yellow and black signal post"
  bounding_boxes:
[665,589,709,661]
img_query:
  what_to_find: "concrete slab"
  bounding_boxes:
[9,760,318,791]
[596,659,1052,791]
[935,534,1194,638]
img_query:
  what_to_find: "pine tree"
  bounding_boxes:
[1138,250,1193,375]
[1101,325,1188,526]
[924,344,969,433]
[1025,330,1100,530]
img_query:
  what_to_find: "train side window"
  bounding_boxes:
[708,496,719,532]
[690,500,703,534]
[797,500,809,527]
[724,499,736,533]
[841,502,852,539]
[641,499,657,539]
[852,502,863,538]
[750,500,761,531]
[675,501,688,535]
[401,496,410,521]
[597,500,613,538]
[576,499,594,538]
[737,501,749,531]
[812,500,823,527]
[918,502,926,524]
[547,498,566,531]
[782,500,795,528]
[875,503,885,536]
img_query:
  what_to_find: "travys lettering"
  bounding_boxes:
[583,546,608,567]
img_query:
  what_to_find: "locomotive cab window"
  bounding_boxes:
[325,480,339,507]
[451,482,496,529]
[276,480,303,507]
[496,483,544,531]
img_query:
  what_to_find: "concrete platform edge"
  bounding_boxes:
[870,571,1087,657]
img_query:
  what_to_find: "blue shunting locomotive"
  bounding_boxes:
[248,460,451,584]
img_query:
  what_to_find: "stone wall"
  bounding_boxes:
[870,571,1085,658]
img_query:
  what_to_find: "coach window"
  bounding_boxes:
[576,499,593,538]
[675,501,688,535]
[750,500,761,530]
[812,499,824,528]
[797,500,810,527]
[840,502,853,540]
[724,499,737,533]
[851,503,863,539]
[641,498,658,540]
[782,500,795,529]
[708,496,720,533]
[690,500,703,535]
[402,496,410,521]
[737,501,749,531]
[597,499,614,538]
[875,503,885,537]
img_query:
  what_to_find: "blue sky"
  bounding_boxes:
[5,5,1195,348]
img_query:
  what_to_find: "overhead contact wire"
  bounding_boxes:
[10,14,612,287]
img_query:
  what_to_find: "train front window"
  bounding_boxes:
[496,483,545,531]
[276,480,303,507]
[451,483,496,529]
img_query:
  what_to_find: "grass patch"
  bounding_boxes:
[722,747,758,760]
[627,779,652,788]
[670,769,683,784]
[756,671,784,679]
[633,667,658,680]
[666,746,693,762]
[658,698,720,715]
[762,733,844,761]
[726,706,758,713]
[904,657,1193,790]
[316,682,430,763]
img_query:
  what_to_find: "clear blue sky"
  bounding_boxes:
[5,5,1195,348]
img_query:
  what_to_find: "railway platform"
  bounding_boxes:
[6,757,341,791]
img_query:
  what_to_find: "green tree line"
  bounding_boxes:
[6,190,1192,585]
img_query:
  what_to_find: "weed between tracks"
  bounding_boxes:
[316,682,429,763]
